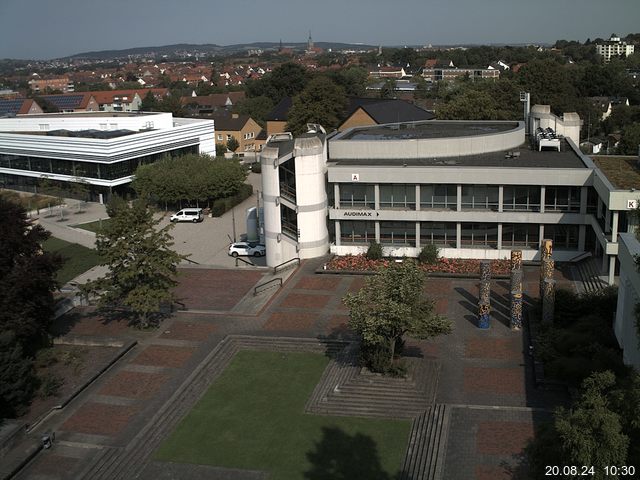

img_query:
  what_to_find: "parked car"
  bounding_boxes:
[228,242,266,257]
[170,208,203,223]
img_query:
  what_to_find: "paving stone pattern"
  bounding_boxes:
[16,261,570,480]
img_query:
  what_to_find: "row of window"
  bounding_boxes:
[338,184,588,213]
[0,146,198,181]
[339,221,579,249]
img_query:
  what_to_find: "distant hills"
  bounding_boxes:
[65,42,380,60]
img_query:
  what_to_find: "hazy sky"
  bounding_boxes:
[1,0,639,59]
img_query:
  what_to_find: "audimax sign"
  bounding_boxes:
[341,211,380,217]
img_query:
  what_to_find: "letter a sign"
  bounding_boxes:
[351,173,360,182]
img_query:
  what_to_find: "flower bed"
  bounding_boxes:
[325,254,512,276]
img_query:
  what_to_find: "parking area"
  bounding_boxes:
[155,172,266,267]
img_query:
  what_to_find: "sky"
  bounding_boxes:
[0,0,639,60]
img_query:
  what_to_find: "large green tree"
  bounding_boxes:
[286,76,348,135]
[245,62,309,104]
[343,261,453,371]
[81,200,184,328]
[0,197,61,350]
[132,154,247,208]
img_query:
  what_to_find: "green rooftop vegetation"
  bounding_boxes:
[592,156,640,190]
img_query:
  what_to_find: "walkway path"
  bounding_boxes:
[13,259,570,480]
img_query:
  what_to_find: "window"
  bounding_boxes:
[420,184,456,209]
[380,221,416,246]
[461,185,499,210]
[217,134,223,141]
[379,184,416,210]
[38,124,49,131]
[340,221,375,245]
[226,134,232,141]
[544,224,578,249]
[339,184,374,208]
[461,223,498,248]
[545,186,580,212]
[278,160,296,202]
[420,222,456,247]
[502,224,539,249]
[281,205,298,240]
[503,186,541,211]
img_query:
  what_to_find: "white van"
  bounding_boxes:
[170,208,203,223]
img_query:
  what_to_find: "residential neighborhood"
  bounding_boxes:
[1,3,640,479]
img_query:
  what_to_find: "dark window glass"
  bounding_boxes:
[340,184,375,208]
[420,184,456,209]
[461,223,498,248]
[379,184,416,210]
[461,185,499,210]
[340,221,375,245]
[420,222,456,247]
[379,221,416,246]
[544,224,579,249]
[501,224,539,249]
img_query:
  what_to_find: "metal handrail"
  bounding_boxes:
[273,257,300,274]
[235,257,254,267]
[254,277,283,296]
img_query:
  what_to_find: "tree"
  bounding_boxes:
[343,261,453,372]
[378,78,397,99]
[286,76,348,135]
[618,123,640,155]
[527,371,630,479]
[140,90,159,111]
[234,95,274,127]
[226,135,239,153]
[81,200,184,328]
[0,197,61,350]
[245,62,309,104]
[0,331,36,418]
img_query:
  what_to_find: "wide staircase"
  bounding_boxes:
[573,255,608,293]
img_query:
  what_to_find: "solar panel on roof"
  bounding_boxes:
[0,99,25,115]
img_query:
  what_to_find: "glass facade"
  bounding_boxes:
[461,223,498,248]
[340,184,374,208]
[340,221,375,245]
[380,221,416,246]
[544,186,581,212]
[0,145,198,181]
[503,186,541,211]
[280,205,298,240]
[278,160,296,202]
[544,224,579,249]
[420,184,456,210]
[420,222,456,247]
[502,223,539,249]
[379,184,416,210]
[461,185,499,210]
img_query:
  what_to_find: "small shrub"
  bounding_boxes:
[60,348,85,375]
[38,373,63,398]
[418,244,439,264]
[34,348,58,368]
[211,200,226,217]
[365,241,383,261]
[250,162,262,173]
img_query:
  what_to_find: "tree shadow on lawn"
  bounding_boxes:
[305,426,398,480]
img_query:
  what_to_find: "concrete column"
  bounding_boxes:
[612,211,619,240]
[578,225,586,251]
[335,221,341,246]
[456,223,462,249]
[605,207,611,233]
[334,184,340,209]
[608,255,616,285]
[415,222,421,249]
[374,184,380,210]
[375,221,380,243]
[457,184,462,212]
[540,186,546,213]
[497,223,503,250]
[597,198,603,219]
[579,186,588,215]
[538,225,545,250]
[498,185,504,213]
[415,185,421,211]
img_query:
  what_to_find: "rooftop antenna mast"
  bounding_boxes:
[519,92,530,134]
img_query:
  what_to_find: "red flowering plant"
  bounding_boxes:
[326,255,511,275]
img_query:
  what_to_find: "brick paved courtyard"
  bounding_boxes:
[17,261,570,479]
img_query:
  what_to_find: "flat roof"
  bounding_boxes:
[5,129,141,139]
[592,156,640,189]
[330,139,587,169]
[10,112,160,119]
[339,121,519,141]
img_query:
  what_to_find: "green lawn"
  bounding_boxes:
[73,218,111,233]
[155,351,410,480]
[43,237,101,284]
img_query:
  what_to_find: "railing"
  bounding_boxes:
[183,257,200,265]
[273,257,300,274]
[567,251,592,263]
[254,277,283,296]
[235,257,254,267]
